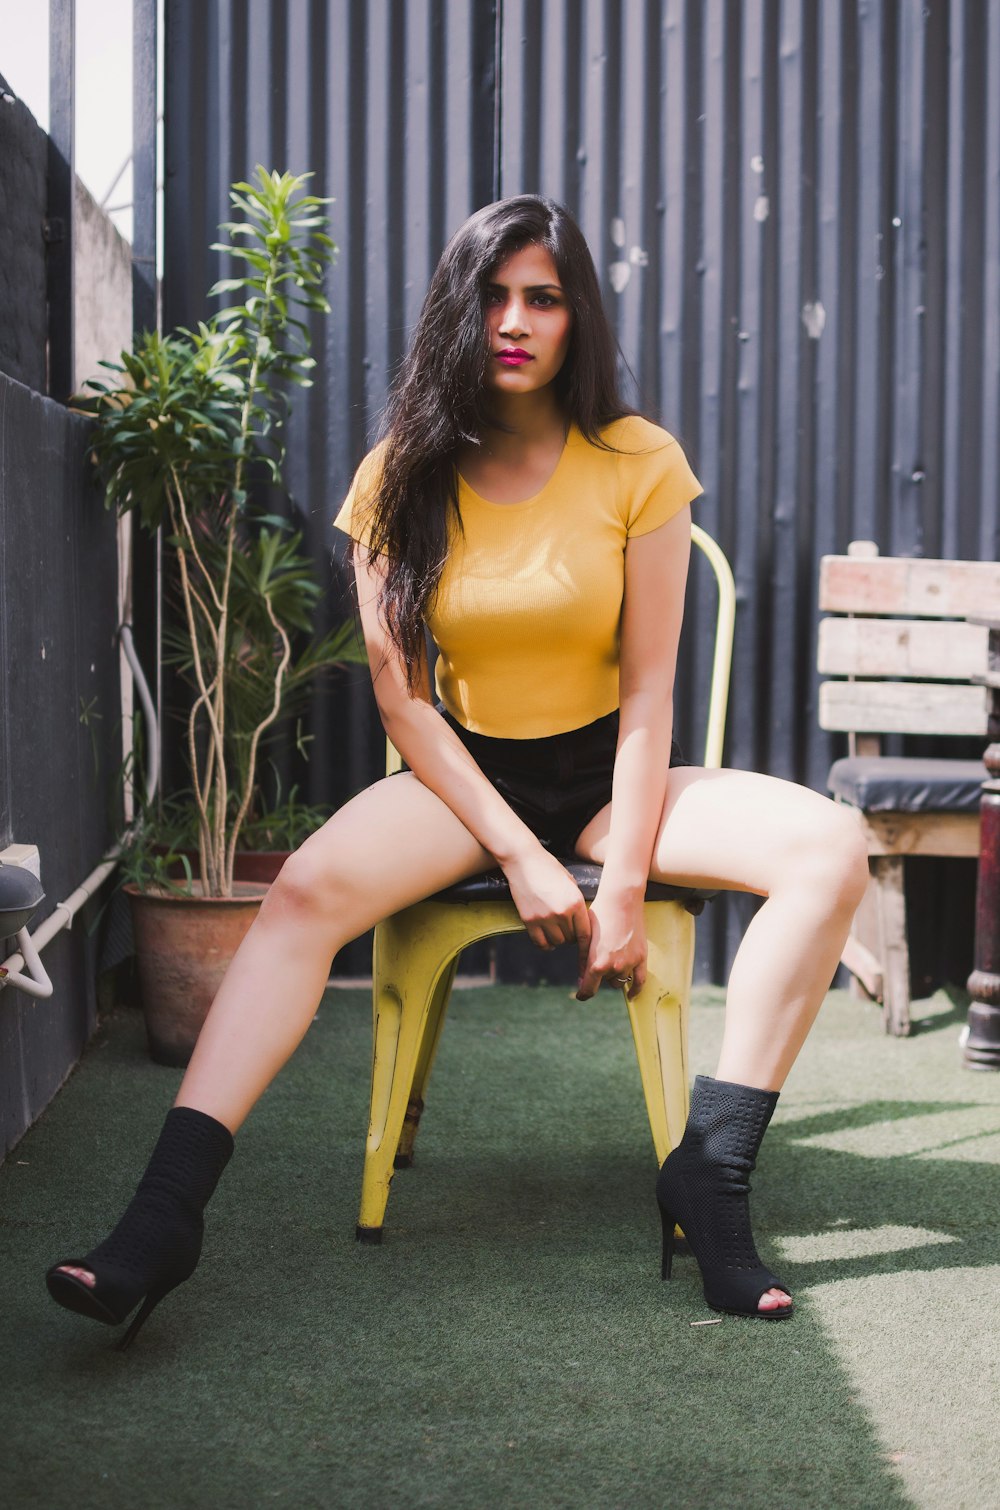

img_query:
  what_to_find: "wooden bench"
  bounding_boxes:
[817,541,998,1035]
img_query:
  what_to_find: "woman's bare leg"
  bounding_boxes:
[175,771,493,1130]
[56,773,491,1288]
[575,765,869,1313]
[576,765,869,1087]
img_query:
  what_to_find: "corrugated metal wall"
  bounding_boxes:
[164,0,999,984]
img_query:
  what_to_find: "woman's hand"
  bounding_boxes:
[576,886,647,1001]
[502,848,592,978]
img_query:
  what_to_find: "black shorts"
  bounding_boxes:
[440,705,691,856]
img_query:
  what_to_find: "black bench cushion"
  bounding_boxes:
[432,860,716,914]
[828,756,985,814]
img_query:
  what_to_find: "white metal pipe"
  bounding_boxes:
[0,841,135,998]
[120,621,159,804]
[1,927,54,998]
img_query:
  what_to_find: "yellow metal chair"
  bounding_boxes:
[356,524,736,1241]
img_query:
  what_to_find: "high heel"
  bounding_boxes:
[46,1106,234,1346]
[659,1201,676,1281]
[656,1074,793,1320]
[118,1283,176,1352]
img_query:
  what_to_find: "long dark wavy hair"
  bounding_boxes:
[364,194,636,687]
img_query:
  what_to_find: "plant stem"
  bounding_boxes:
[219,243,281,890]
[225,600,292,889]
[166,472,228,893]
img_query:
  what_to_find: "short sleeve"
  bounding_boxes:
[332,441,388,551]
[625,435,703,538]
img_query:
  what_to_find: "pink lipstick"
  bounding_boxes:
[495,348,533,366]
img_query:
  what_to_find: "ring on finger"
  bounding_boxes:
[614,974,634,987]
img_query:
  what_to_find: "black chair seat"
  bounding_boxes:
[828,756,985,815]
[432,860,716,914]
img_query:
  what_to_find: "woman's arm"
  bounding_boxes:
[352,546,592,962]
[576,506,692,999]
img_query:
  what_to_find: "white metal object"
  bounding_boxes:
[0,845,124,1000]
[0,922,55,999]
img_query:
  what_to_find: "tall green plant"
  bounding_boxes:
[84,167,348,895]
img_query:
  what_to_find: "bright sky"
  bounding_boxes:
[1,0,162,250]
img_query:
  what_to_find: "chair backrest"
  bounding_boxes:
[690,523,735,769]
[817,540,996,755]
[386,521,736,776]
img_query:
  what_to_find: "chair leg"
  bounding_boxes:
[356,934,455,1241]
[357,900,522,1241]
[357,896,696,1240]
[622,902,695,1166]
[393,956,459,1168]
[842,862,885,1003]
[874,855,912,1036]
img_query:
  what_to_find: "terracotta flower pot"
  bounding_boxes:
[233,850,292,884]
[151,847,292,886]
[125,881,269,1066]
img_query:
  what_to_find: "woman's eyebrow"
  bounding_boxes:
[486,280,563,292]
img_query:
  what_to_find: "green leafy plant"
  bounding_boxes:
[81,168,364,895]
[237,783,333,851]
[113,795,198,897]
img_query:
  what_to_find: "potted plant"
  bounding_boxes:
[83,167,357,1063]
[151,780,342,886]
[233,778,338,883]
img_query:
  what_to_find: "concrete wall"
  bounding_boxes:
[73,176,133,397]
[0,70,133,400]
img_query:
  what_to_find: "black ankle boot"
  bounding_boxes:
[46,1106,234,1348]
[656,1074,792,1320]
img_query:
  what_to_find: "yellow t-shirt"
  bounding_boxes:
[334,414,702,738]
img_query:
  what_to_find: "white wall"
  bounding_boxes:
[73,175,133,397]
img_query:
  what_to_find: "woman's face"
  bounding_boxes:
[483,243,573,394]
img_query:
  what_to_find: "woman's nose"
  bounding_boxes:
[499,300,529,337]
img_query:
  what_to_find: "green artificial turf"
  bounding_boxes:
[2,982,999,1510]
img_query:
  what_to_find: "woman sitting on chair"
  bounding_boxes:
[48,194,868,1341]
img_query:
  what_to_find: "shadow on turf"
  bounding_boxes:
[908,988,971,1036]
[753,1098,1000,1295]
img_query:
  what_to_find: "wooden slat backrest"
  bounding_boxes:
[819,681,990,736]
[818,618,988,680]
[819,555,1000,618]
[817,544,996,742]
